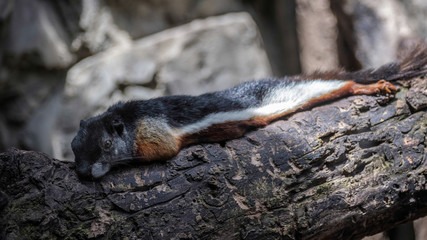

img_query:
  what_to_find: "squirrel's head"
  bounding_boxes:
[71,111,134,179]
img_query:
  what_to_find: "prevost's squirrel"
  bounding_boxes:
[72,45,427,179]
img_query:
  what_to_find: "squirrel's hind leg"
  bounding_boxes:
[350,80,398,95]
[297,80,398,112]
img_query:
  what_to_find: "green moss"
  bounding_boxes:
[109,211,125,222]
[311,181,334,200]
[396,88,409,98]
[412,120,427,135]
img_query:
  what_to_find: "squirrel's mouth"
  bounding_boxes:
[91,162,111,179]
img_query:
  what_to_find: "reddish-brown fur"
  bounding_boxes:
[135,119,181,162]
[181,117,270,146]
[135,138,181,162]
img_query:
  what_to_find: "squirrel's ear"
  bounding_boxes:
[79,120,87,128]
[112,119,124,135]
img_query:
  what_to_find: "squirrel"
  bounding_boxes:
[72,45,427,179]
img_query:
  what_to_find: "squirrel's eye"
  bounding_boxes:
[103,140,112,149]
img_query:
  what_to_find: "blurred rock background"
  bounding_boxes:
[0,0,426,239]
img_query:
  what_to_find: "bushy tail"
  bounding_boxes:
[304,43,427,83]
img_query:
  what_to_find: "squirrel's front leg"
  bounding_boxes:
[134,118,181,162]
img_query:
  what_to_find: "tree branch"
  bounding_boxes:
[1,77,427,239]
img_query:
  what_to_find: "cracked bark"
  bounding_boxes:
[1,77,427,240]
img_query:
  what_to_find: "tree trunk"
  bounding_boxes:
[1,77,427,240]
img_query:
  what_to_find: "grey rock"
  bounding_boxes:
[121,87,164,101]
[400,0,427,42]
[22,91,63,155]
[0,0,13,20]
[73,0,131,54]
[105,0,245,39]
[119,57,157,85]
[3,0,131,68]
[344,0,415,67]
[296,0,339,73]
[157,13,272,95]
[5,0,75,68]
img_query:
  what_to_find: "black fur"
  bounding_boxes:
[110,78,283,128]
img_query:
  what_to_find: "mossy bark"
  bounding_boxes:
[1,78,427,239]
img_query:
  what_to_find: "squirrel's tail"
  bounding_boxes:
[303,43,427,84]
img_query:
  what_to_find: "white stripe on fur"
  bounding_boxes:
[179,80,346,135]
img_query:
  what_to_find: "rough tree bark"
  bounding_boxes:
[1,77,427,240]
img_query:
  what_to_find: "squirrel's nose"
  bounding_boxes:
[74,159,92,179]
